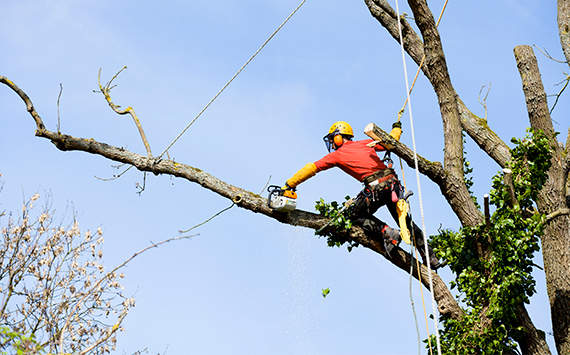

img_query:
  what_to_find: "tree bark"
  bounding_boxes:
[406,0,464,179]
[514,44,570,355]
[558,0,570,64]
[513,304,552,355]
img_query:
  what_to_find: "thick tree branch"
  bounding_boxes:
[1,76,463,322]
[514,46,557,143]
[365,1,512,170]
[457,98,512,167]
[407,0,463,178]
[364,0,426,70]
[513,303,553,355]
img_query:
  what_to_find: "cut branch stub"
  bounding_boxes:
[484,194,491,230]
[503,168,519,209]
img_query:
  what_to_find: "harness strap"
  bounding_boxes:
[363,168,397,190]
[363,168,396,184]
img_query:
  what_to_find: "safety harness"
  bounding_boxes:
[353,152,406,257]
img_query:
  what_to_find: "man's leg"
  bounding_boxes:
[385,198,443,269]
[352,215,401,256]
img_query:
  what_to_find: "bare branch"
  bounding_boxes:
[546,208,570,222]
[78,310,127,355]
[533,44,568,64]
[549,72,570,115]
[97,68,153,158]
[478,82,491,120]
[514,46,556,140]
[364,0,426,68]
[59,234,194,351]
[178,204,235,234]
[57,84,63,134]
[457,98,511,168]
[0,76,45,132]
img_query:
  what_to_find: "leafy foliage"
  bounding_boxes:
[314,196,359,251]
[0,326,41,355]
[431,129,552,354]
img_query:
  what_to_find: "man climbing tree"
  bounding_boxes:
[283,121,443,269]
[3,0,570,354]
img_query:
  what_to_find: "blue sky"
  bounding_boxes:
[1,0,567,354]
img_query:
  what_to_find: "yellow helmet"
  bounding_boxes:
[323,121,354,152]
[328,121,353,137]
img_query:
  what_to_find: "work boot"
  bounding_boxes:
[381,226,401,257]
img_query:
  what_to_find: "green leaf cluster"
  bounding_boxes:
[431,129,552,354]
[314,196,359,252]
[0,326,41,355]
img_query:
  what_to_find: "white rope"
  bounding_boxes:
[393,1,442,354]
[157,0,308,159]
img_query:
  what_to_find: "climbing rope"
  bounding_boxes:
[393,0,446,354]
[157,0,308,160]
[397,0,450,122]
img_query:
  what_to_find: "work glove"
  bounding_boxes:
[286,163,317,189]
[389,121,403,142]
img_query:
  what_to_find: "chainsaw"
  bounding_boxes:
[267,185,297,212]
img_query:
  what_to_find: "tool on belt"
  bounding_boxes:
[363,168,414,245]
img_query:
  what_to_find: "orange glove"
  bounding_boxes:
[286,163,318,188]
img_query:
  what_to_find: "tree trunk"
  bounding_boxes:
[514,44,570,355]
[558,0,570,64]
[365,1,559,353]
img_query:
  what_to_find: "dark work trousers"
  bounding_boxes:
[350,180,431,259]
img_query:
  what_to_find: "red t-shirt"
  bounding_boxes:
[313,139,387,182]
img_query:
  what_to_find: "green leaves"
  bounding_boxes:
[314,196,359,251]
[430,128,551,354]
[322,288,330,298]
[0,326,41,355]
